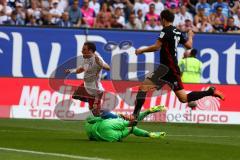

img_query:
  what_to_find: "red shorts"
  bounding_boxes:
[72,83,103,116]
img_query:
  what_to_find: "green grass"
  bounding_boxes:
[0,119,240,160]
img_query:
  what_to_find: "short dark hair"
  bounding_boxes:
[228,16,234,20]
[190,49,198,57]
[160,9,174,23]
[84,42,96,52]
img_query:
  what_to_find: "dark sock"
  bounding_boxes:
[187,89,214,102]
[133,90,147,118]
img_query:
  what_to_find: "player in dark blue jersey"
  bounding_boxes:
[132,10,224,123]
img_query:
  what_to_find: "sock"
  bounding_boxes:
[187,89,214,102]
[133,90,147,118]
[137,110,150,121]
[132,127,149,137]
[100,111,118,119]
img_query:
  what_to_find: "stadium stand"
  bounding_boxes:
[0,0,240,33]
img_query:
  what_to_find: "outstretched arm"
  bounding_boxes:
[64,67,85,74]
[135,39,162,55]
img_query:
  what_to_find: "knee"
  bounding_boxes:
[72,94,78,99]
[178,97,188,103]
[139,85,151,92]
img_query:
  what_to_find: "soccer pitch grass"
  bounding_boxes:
[0,119,239,160]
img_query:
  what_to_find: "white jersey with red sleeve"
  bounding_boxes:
[79,53,106,96]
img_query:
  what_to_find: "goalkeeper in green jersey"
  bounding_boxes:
[84,105,167,142]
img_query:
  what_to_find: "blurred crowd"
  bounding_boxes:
[0,0,240,33]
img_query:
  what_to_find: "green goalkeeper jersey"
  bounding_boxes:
[84,116,130,142]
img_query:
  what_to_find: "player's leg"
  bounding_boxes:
[72,83,89,102]
[132,127,149,137]
[137,105,167,121]
[169,74,224,103]
[132,79,157,119]
[133,65,168,122]
[132,127,166,139]
[175,87,224,103]
[88,91,119,118]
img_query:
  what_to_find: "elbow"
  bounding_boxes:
[185,43,192,49]
[106,67,111,71]
[154,45,161,51]
[104,65,111,71]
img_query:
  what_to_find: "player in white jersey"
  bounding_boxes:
[65,42,110,116]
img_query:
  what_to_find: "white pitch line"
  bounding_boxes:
[0,147,110,160]
[168,135,240,138]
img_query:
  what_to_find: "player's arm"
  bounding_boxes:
[183,30,194,49]
[135,40,162,55]
[64,67,85,74]
[95,54,110,71]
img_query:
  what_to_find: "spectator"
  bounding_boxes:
[68,0,82,27]
[111,14,124,28]
[170,4,181,26]
[98,2,111,22]
[100,0,114,12]
[94,12,111,28]
[27,0,42,24]
[89,0,101,15]
[114,7,125,27]
[15,0,29,8]
[212,0,230,17]
[4,10,24,25]
[233,8,240,27]
[178,48,202,108]
[145,3,160,25]
[0,0,13,23]
[49,0,62,25]
[209,6,227,26]
[196,16,213,32]
[112,0,133,22]
[81,0,96,27]
[179,19,198,32]
[144,17,162,30]
[165,0,180,9]
[40,0,51,11]
[120,0,134,22]
[42,12,55,26]
[178,49,202,83]
[144,0,153,4]
[229,0,240,15]
[151,0,164,15]
[26,15,38,26]
[194,5,208,25]
[57,0,68,13]
[58,11,73,27]
[112,0,125,10]
[0,7,7,24]
[133,0,149,17]
[176,5,193,27]
[224,16,240,33]
[15,2,26,24]
[184,0,198,15]
[125,13,142,30]
[137,9,145,28]
[212,17,225,32]
[195,0,211,16]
